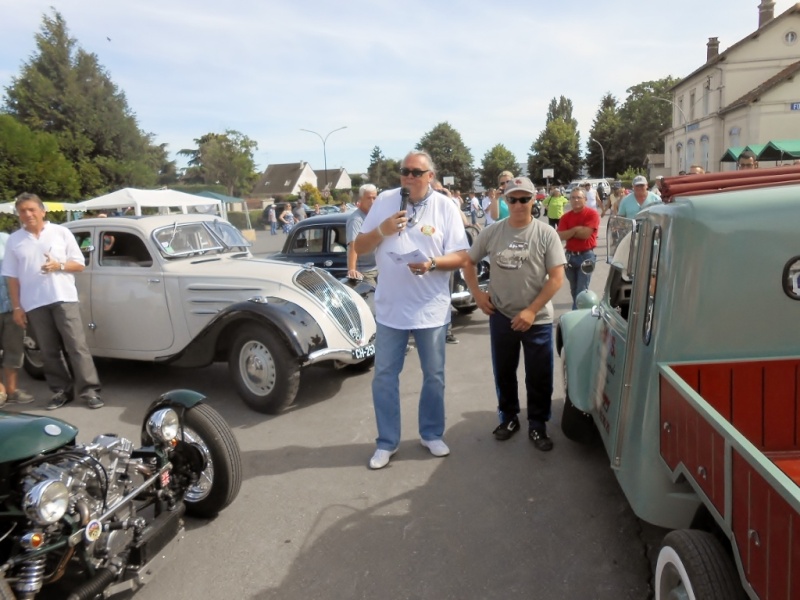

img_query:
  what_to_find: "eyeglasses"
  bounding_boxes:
[498,180,511,186]
[400,168,430,178]
[506,196,532,204]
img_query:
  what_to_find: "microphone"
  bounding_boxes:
[399,187,409,213]
[398,187,409,236]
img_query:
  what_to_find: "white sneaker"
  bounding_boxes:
[369,448,397,470]
[421,439,450,457]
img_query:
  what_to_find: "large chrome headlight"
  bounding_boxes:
[146,408,180,444]
[23,480,69,524]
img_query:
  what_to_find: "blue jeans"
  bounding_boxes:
[565,250,596,309]
[372,322,447,450]
[489,313,553,431]
[270,221,277,235]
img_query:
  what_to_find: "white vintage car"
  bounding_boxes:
[25,214,376,413]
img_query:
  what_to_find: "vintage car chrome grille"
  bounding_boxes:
[294,268,364,342]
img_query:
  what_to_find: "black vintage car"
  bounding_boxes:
[270,213,490,314]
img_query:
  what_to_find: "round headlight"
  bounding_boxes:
[23,480,69,525]
[146,408,180,444]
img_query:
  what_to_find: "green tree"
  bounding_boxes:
[587,93,625,180]
[617,76,680,170]
[0,114,80,200]
[528,96,581,185]
[3,10,167,196]
[366,146,400,190]
[416,122,474,191]
[528,119,581,185]
[298,182,323,206]
[180,130,258,196]
[478,144,518,189]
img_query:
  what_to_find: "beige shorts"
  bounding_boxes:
[0,312,25,369]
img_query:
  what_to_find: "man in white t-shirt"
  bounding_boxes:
[583,182,598,209]
[2,193,103,410]
[354,151,469,470]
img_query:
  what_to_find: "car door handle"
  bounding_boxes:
[147,278,161,283]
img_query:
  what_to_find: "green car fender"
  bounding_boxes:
[556,309,599,413]
[140,389,205,446]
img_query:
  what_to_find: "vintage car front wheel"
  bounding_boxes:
[22,334,46,380]
[655,530,744,600]
[228,325,300,413]
[179,403,243,518]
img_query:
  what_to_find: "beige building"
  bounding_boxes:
[663,1,800,174]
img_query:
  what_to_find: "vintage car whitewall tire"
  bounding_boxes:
[655,530,744,600]
[180,403,243,518]
[228,325,300,414]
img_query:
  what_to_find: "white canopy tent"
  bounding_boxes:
[73,188,226,219]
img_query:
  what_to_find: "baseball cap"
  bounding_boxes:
[632,175,648,186]
[612,181,622,189]
[504,176,536,196]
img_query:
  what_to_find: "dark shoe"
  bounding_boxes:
[529,428,553,451]
[445,332,459,344]
[47,391,72,411]
[87,396,104,409]
[493,416,520,441]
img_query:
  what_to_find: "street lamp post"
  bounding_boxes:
[590,139,605,180]
[300,126,348,192]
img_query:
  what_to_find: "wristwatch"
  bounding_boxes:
[59,263,65,271]
[428,258,437,272]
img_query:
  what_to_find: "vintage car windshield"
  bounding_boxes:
[152,221,246,257]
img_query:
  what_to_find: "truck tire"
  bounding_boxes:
[228,324,300,414]
[560,356,597,443]
[655,530,745,600]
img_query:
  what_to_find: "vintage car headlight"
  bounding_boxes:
[146,408,180,444]
[23,480,69,524]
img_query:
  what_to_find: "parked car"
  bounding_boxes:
[556,177,800,598]
[305,204,342,218]
[0,388,241,599]
[271,213,490,314]
[23,214,376,414]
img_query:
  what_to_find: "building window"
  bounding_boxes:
[689,90,696,121]
[686,139,696,168]
[703,87,710,117]
[678,96,684,121]
[700,136,710,171]
[730,127,741,148]
[676,143,684,173]
[786,31,797,44]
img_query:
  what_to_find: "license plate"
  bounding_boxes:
[352,344,375,360]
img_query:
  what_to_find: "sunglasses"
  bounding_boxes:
[400,168,430,178]
[507,196,532,204]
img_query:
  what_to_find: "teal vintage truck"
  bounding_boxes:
[557,170,800,599]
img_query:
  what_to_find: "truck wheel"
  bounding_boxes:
[655,530,745,600]
[228,325,300,414]
[560,356,597,443]
[561,396,596,443]
[179,403,243,518]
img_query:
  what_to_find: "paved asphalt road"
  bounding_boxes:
[16,215,667,600]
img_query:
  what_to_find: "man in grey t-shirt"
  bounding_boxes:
[346,184,378,286]
[463,176,566,451]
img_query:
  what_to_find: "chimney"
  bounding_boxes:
[707,37,720,61]
[759,0,775,28]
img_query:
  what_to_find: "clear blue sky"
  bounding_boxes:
[0,0,792,174]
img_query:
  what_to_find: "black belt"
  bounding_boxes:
[565,249,595,257]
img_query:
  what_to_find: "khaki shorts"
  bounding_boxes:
[0,312,25,369]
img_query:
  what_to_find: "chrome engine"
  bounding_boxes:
[10,435,158,598]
